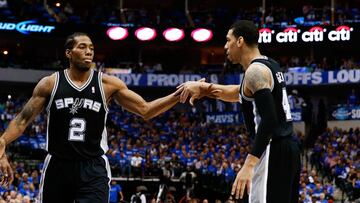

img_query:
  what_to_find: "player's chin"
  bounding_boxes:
[226,55,233,62]
[78,64,92,71]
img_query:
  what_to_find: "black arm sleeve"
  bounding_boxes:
[251,88,278,158]
[241,100,256,139]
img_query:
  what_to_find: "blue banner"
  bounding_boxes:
[330,105,360,120]
[106,69,360,87]
[284,70,360,86]
[291,109,302,122]
[205,112,243,124]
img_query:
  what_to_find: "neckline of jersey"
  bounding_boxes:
[64,69,94,92]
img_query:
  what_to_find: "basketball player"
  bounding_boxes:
[0,32,185,203]
[178,20,301,203]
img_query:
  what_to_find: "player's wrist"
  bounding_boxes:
[244,154,259,168]
[200,82,213,94]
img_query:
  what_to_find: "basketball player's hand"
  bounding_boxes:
[231,164,254,200]
[178,78,221,105]
[0,155,13,188]
[177,78,205,105]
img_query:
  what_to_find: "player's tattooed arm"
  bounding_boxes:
[0,75,54,145]
[244,64,272,94]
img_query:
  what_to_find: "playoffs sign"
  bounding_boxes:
[258,25,353,44]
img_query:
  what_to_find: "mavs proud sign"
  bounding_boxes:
[0,20,55,35]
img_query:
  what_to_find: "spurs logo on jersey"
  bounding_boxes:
[54,97,102,114]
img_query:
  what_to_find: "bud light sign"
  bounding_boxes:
[258,25,353,44]
[0,20,55,35]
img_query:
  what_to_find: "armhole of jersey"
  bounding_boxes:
[98,72,109,112]
[241,82,254,102]
[251,62,275,91]
[46,72,59,112]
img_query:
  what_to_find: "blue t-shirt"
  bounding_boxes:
[355,180,360,189]
[109,184,122,203]
[119,155,129,168]
[208,165,217,176]
[223,167,235,183]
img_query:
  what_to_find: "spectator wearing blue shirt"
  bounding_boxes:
[222,162,235,183]
[318,193,328,203]
[125,145,134,158]
[18,173,33,190]
[18,183,36,200]
[322,183,333,199]
[347,89,358,106]
[118,151,130,177]
[171,143,182,156]
[109,180,123,203]
[207,160,217,176]
[312,183,324,198]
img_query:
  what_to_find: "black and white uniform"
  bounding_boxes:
[38,69,111,203]
[240,56,301,203]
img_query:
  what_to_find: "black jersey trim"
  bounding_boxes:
[98,72,109,112]
[64,69,94,92]
[46,72,59,112]
[101,154,112,199]
[38,154,52,203]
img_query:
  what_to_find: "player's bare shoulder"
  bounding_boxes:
[34,73,57,97]
[101,73,126,88]
[100,73,128,99]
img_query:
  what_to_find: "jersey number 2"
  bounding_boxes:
[282,88,293,121]
[68,118,86,141]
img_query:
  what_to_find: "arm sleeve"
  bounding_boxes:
[251,88,278,158]
[241,100,256,139]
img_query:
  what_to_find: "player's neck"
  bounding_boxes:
[67,66,92,83]
[241,48,261,71]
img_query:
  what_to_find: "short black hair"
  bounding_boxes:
[230,20,259,46]
[64,32,90,50]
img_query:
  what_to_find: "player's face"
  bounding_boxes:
[68,36,94,71]
[224,29,240,63]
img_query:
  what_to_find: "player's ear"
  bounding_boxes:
[237,36,243,47]
[65,49,71,58]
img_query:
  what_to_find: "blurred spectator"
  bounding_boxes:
[288,89,304,110]
[110,180,124,203]
[265,12,274,24]
[131,152,144,178]
[347,89,358,106]
[130,186,147,203]
[0,0,7,8]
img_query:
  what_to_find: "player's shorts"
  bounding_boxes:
[248,137,301,203]
[37,154,111,203]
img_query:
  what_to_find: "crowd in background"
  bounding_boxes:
[310,127,360,202]
[0,96,359,202]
